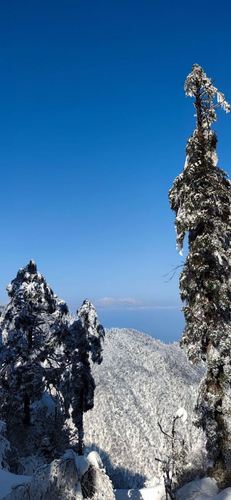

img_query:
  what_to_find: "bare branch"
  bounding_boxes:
[158,421,173,440]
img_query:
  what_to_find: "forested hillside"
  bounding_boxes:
[84,328,205,488]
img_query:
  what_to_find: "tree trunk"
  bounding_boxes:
[209,370,231,488]
[77,412,84,455]
[198,344,231,487]
[28,327,33,349]
[72,390,84,455]
[23,393,31,425]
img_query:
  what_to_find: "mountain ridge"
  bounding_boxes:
[83,328,206,489]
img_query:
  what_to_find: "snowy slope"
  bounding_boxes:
[83,328,206,489]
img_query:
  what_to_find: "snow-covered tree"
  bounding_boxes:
[0,260,68,427]
[78,300,105,364]
[59,300,105,455]
[169,64,231,483]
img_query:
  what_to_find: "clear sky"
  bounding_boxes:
[0,0,231,341]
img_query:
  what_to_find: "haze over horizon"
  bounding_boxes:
[0,0,230,340]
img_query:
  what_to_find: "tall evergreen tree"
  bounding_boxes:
[0,260,68,426]
[169,65,231,483]
[59,300,105,455]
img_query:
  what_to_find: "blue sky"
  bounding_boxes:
[0,0,231,341]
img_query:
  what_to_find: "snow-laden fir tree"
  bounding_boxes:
[169,64,231,484]
[59,300,105,455]
[0,260,68,427]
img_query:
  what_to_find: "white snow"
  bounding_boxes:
[63,449,89,478]
[1,472,231,500]
[215,489,231,499]
[175,407,188,423]
[176,477,219,499]
[87,451,103,469]
[115,480,231,500]
[0,469,31,498]
[115,484,165,500]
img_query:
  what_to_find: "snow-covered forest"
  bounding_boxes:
[1,64,231,499]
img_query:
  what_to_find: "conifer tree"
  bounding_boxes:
[60,300,105,455]
[169,65,231,483]
[78,299,105,364]
[0,260,68,426]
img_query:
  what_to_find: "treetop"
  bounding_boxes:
[184,64,230,129]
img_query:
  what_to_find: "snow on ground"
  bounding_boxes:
[115,483,165,499]
[115,477,231,500]
[115,479,231,500]
[176,477,218,499]
[176,478,231,500]
[0,469,30,498]
[215,490,231,499]
[1,468,231,499]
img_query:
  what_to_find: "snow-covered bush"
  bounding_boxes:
[3,450,115,499]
